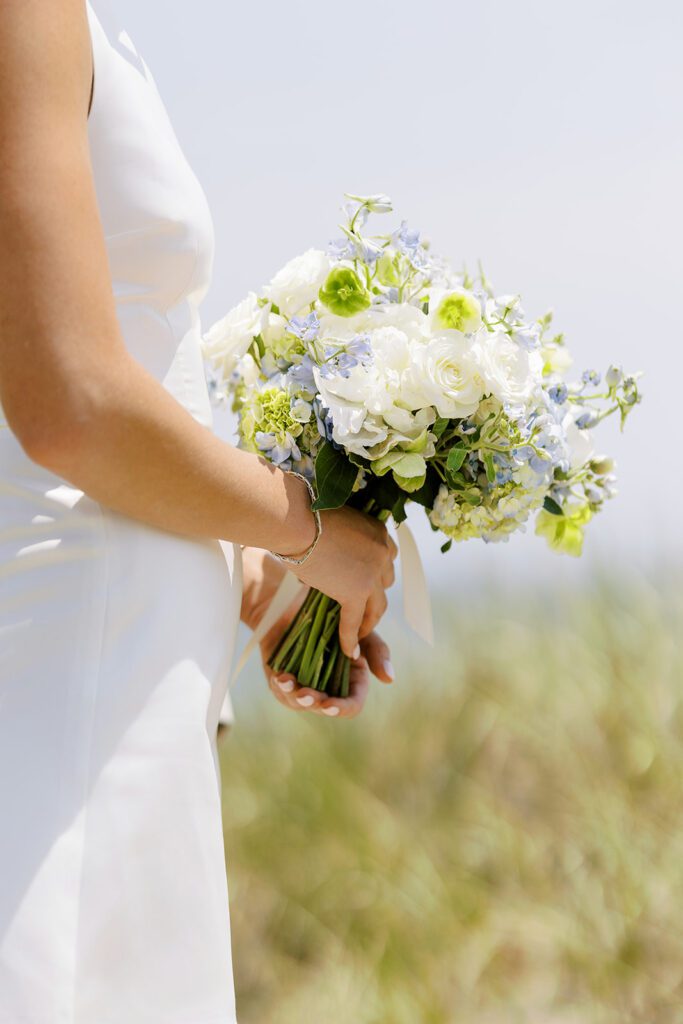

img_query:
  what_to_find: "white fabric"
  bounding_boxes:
[395,522,435,646]
[0,4,242,1021]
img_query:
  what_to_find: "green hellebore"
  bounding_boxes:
[535,504,593,557]
[434,290,482,333]
[319,267,371,317]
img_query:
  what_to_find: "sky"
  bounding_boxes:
[107,0,681,597]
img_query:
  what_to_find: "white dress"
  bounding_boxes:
[0,3,242,1021]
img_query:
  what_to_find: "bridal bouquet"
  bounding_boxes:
[202,193,641,696]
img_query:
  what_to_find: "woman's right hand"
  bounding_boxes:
[288,505,398,660]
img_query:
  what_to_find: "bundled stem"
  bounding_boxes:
[269,588,350,698]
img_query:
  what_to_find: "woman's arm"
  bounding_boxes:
[0,1,396,657]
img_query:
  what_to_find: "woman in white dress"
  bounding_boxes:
[0,2,396,1021]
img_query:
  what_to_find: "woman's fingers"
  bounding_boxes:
[360,631,394,683]
[338,601,363,660]
[359,585,388,639]
[268,653,372,720]
[319,656,370,719]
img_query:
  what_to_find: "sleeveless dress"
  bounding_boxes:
[0,3,242,1021]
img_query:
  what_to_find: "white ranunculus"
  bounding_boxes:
[410,334,486,418]
[201,292,267,375]
[263,249,331,317]
[475,331,543,408]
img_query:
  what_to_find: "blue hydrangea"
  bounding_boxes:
[254,430,301,465]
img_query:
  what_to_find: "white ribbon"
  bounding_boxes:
[227,521,434,690]
[395,521,434,646]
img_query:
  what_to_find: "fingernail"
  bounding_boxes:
[296,695,315,707]
[322,705,340,716]
[352,644,361,659]
[383,659,394,681]
[275,678,294,693]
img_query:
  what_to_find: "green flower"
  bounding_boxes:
[433,290,482,333]
[376,252,400,287]
[535,504,592,557]
[319,267,371,317]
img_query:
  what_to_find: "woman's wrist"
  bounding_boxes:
[273,470,319,559]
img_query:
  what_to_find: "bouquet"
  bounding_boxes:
[202,193,641,696]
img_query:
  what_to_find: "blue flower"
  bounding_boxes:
[288,311,320,341]
[548,383,568,404]
[313,399,335,444]
[286,354,316,390]
[393,220,421,254]
[346,333,373,365]
[582,369,601,387]
[512,324,542,351]
[255,430,301,465]
[328,237,356,261]
[575,411,598,430]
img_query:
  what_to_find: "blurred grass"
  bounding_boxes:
[220,569,683,1024]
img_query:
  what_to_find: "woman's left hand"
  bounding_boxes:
[241,547,394,719]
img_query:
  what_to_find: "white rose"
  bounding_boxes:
[201,292,267,375]
[410,334,486,418]
[475,331,543,409]
[263,248,331,317]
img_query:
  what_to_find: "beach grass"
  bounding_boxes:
[220,569,683,1023]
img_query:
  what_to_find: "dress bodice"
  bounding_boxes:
[85,0,216,427]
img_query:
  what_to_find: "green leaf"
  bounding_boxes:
[543,496,564,517]
[391,493,408,524]
[373,450,405,477]
[483,452,496,484]
[391,452,426,478]
[311,442,358,511]
[409,467,441,509]
[432,417,449,439]
[440,539,453,554]
[445,469,466,489]
[393,471,427,493]
[446,446,467,474]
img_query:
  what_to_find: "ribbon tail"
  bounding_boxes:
[396,521,434,646]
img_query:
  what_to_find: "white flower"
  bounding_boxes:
[563,414,595,470]
[201,292,268,375]
[263,249,331,317]
[236,352,260,388]
[475,330,543,409]
[410,334,486,418]
[541,340,573,376]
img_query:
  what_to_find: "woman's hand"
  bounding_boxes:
[286,499,399,660]
[241,547,394,719]
[267,632,393,719]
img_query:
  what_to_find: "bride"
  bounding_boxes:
[0,2,395,1021]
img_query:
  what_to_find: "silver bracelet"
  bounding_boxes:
[271,472,322,566]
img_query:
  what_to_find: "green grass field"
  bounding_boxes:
[220,569,683,1024]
